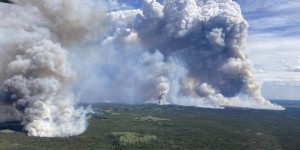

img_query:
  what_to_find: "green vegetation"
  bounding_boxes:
[104,108,120,115]
[110,132,158,146]
[0,101,300,149]
[0,129,15,134]
[134,116,169,122]
[104,108,114,113]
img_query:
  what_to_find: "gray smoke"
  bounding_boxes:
[0,0,105,137]
[77,0,284,110]
[0,0,284,137]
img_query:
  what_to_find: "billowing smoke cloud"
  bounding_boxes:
[77,0,284,110]
[0,0,105,137]
[0,0,284,137]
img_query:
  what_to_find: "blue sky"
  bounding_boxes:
[106,0,300,100]
[236,0,300,100]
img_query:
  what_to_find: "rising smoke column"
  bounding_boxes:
[0,0,105,137]
[74,8,187,105]
[77,0,283,110]
[132,0,284,109]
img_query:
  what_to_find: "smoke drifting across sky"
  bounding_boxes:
[0,0,284,137]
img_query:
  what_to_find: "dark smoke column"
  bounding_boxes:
[133,0,284,110]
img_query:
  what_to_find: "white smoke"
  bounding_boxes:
[136,0,284,110]
[76,0,284,110]
[0,0,105,137]
[0,0,284,137]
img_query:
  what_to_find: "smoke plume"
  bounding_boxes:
[0,0,105,137]
[0,0,284,137]
[76,0,284,110]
